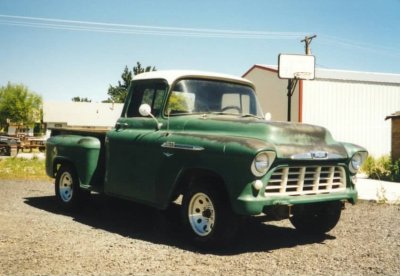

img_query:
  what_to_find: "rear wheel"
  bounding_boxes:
[55,164,88,211]
[289,201,343,234]
[181,181,239,249]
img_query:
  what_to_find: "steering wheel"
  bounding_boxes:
[221,105,241,113]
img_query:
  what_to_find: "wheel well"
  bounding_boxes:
[173,168,227,199]
[52,159,74,178]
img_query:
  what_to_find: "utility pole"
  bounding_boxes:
[301,35,317,55]
[286,35,317,122]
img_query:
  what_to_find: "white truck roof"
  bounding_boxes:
[133,70,254,88]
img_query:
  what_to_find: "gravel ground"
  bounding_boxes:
[0,180,399,276]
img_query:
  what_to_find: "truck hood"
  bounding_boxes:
[180,116,348,159]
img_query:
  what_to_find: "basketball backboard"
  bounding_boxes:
[278,54,315,80]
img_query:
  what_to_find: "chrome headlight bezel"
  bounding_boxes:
[349,151,367,174]
[251,151,276,177]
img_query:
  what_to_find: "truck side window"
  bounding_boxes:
[126,82,166,117]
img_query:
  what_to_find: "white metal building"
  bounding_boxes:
[43,101,123,136]
[243,65,400,157]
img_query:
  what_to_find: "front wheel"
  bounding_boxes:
[289,201,343,234]
[181,182,239,249]
[55,164,88,211]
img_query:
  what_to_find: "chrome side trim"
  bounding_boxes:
[161,141,204,151]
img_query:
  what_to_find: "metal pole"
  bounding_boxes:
[287,79,292,121]
[301,35,317,55]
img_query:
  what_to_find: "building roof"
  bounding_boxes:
[385,111,400,120]
[134,70,254,87]
[243,64,400,85]
[43,101,124,128]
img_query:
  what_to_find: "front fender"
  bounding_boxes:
[155,133,273,209]
[341,142,368,157]
[341,142,368,174]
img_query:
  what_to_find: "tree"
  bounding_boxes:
[72,96,92,102]
[133,62,156,76]
[0,83,42,131]
[105,62,156,103]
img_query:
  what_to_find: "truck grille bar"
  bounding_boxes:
[265,166,346,196]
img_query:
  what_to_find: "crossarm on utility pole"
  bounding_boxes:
[301,35,317,55]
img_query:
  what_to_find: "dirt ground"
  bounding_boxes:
[0,180,399,276]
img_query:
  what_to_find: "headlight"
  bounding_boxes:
[251,151,276,177]
[349,152,367,174]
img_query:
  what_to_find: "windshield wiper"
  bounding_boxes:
[210,112,240,116]
[169,112,203,116]
[241,113,263,119]
[208,112,263,119]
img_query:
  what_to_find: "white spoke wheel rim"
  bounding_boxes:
[188,192,215,237]
[59,171,74,202]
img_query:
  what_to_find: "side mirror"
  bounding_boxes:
[139,104,152,117]
[138,104,162,130]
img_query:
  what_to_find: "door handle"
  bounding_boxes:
[115,122,128,130]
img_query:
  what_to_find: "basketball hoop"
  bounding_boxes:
[294,72,312,79]
[278,54,315,80]
[278,54,316,122]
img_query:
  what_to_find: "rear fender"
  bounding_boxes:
[45,135,101,189]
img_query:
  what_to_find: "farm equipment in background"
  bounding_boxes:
[0,135,46,156]
[17,135,46,153]
[0,136,19,156]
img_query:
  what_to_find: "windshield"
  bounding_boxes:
[165,79,264,118]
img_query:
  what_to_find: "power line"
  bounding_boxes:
[3,15,397,58]
[319,35,400,58]
[0,14,307,39]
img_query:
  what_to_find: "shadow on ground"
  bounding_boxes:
[24,194,334,255]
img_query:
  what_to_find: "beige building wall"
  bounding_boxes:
[243,66,300,122]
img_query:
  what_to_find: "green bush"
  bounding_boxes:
[361,155,400,182]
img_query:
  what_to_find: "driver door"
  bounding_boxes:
[105,80,167,205]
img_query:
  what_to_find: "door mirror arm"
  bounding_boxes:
[138,104,163,130]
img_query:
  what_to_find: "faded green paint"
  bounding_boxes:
[45,72,367,216]
[46,135,101,189]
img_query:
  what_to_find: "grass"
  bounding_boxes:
[0,157,50,180]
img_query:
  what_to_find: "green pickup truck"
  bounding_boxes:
[46,70,367,248]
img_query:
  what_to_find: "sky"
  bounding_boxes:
[1,0,400,102]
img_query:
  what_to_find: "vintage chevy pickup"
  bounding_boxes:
[46,70,367,248]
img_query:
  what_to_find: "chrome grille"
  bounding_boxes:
[265,166,346,196]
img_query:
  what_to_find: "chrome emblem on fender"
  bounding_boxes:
[163,152,174,158]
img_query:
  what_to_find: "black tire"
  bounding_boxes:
[0,144,8,156]
[55,164,88,211]
[181,181,239,249]
[289,201,343,234]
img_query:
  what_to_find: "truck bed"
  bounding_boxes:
[50,127,110,139]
